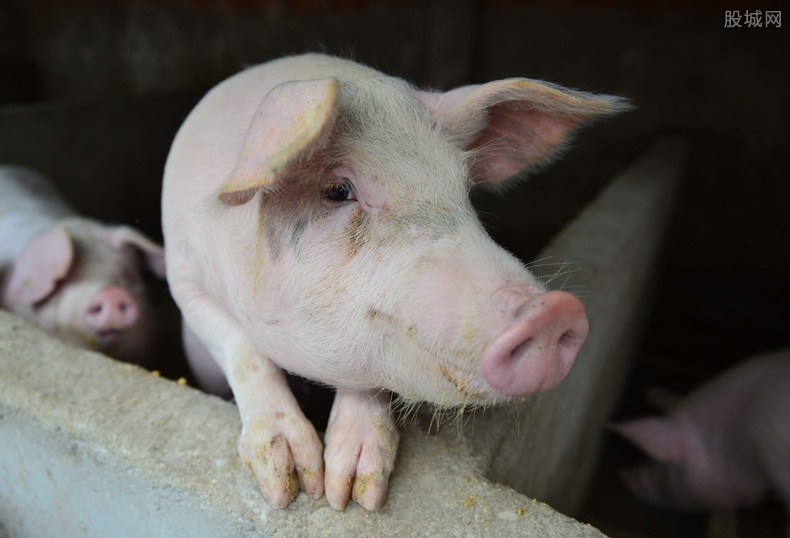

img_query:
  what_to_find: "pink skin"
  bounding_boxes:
[163,54,628,512]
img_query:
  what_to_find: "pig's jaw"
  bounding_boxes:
[365,303,521,408]
[376,285,587,407]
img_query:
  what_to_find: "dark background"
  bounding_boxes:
[1,1,787,536]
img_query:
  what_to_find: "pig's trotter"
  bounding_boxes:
[232,357,325,509]
[323,389,399,511]
[237,407,325,509]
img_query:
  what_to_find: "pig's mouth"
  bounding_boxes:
[95,328,123,343]
[368,304,502,405]
[438,361,505,405]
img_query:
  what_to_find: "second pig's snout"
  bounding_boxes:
[84,286,139,335]
[480,290,589,396]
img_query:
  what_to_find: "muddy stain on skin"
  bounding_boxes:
[250,204,268,295]
[367,304,488,404]
[344,206,369,258]
[260,182,317,264]
[265,217,283,262]
[353,471,377,497]
[232,356,261,385]
[290,216,308,253]
[369,304,481,367]
[440,363,481,400]
[367,307,397,325]
[406,324,418,339]
[399,200,463,240]
[458,310,480,347]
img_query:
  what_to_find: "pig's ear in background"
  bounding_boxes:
[612,417,687,463]
[217,77,340,206]
[104,226,166,279]
[417,80,632,185]
[5,227,74,306]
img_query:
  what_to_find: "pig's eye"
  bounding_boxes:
[323,182,356,202]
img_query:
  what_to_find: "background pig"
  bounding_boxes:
[162,53,627,511]
[614,349,790,530]
[0,165,165,364]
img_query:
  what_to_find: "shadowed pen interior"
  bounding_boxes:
[0,1,787,537]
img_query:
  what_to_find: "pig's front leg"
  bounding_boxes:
[323,389,400,511]
[174,285,324,508]
[234,360,326,508]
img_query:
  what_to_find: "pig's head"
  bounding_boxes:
[214,70,629,409]
[614,417,738,511]
[2,218,165,364]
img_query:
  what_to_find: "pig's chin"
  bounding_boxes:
[383,347,510,410]
[60,320,152,365]
[435,361,509,406]
[369,315,508,408]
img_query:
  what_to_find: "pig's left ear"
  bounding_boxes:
[417,80,632,184]
[612,418,687,463]
[217,77,340,206]
[105,226,166,279]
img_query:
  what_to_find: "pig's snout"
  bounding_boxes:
[84,286,139,335]
[481,291,588,396]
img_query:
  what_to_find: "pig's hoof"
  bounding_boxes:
[324,442,396,511]
[323,412,400,511]
[238,416,325,509]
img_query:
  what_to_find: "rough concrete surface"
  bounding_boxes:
[0,139,687,537]
[0,312,602,537]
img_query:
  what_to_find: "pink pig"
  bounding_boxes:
[615,349,790,529]
[162,53,628,511]
[0,165,165,364]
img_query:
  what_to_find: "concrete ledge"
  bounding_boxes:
[0,138,688,537]
[0,317,600,537]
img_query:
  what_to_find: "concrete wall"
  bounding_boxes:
[0,139,687,536]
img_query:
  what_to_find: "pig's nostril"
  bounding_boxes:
[558,330,577,350]
[118,302,128,313]
[481,291,589,396]
[88,304,102,316]
[509,337,533,361]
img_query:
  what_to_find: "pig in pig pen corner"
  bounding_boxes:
[162,53,632,512]
[613,349,790,534]
[0,165,166,365]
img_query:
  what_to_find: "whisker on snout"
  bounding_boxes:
[531,258,589,298]
[524,256,556,269]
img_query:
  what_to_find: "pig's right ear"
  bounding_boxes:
[5,227,74,306]
[612,418,687,464]
[417,80,631,185]
[104,226,166,279]
[217,77,340,206]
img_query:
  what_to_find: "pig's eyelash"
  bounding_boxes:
[322,181,357,202]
